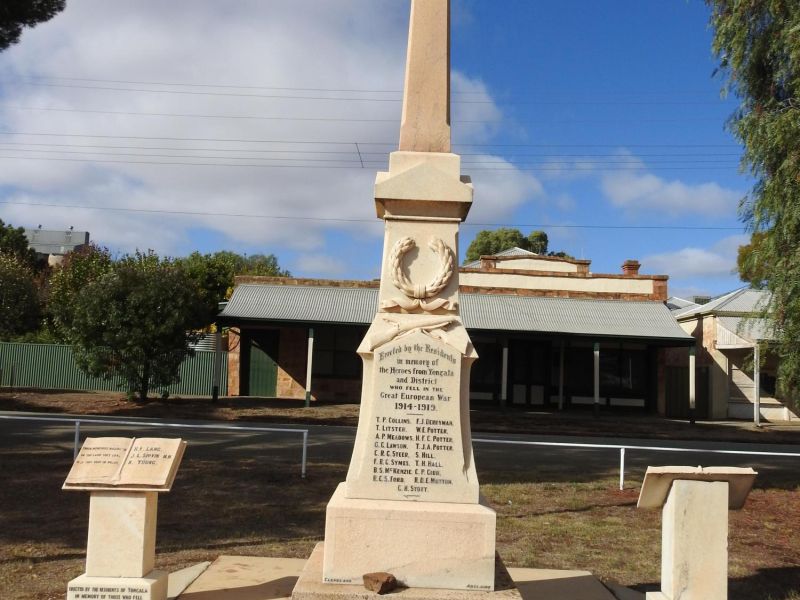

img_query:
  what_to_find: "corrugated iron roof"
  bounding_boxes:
[462,246,536,268]
[666,296,699,312]
[718,316,773,342]
[221,284,692,342]
[675,287,770,319]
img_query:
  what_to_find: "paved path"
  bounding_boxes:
[2,411,798,486]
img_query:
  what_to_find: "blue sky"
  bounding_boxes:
[0,0,749,298]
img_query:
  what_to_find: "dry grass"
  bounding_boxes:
[1,435,798,600]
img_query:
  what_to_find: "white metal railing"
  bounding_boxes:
[472,437,800,490]
[0,414,309,478]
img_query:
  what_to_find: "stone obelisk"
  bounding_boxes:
[320,0,497,591]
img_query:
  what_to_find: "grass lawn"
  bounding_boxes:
[1,435,798,600]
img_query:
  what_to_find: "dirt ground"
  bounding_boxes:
[1,389,799,599]
[0,439,798,600]
[2,389,799,444]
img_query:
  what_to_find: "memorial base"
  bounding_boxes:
[322,484,496,591]
[67,570,168,600]
[295,543,521,600]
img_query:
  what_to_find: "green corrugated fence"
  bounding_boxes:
[0,342,227,396]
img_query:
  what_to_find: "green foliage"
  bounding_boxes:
[707,0,800,404]
[68,252,203,401]
[0,0,66,50]
[48,244,113,341]
[0,253,41,339]
[0,218,37,269]
[176,251,290,328]
[736,231,769,288]
[464,228,572,263]
[527,230,549,254]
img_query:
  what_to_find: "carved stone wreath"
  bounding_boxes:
[382,236,456,312]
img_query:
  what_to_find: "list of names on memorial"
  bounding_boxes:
[368,332,466,502]
[64,437,186,491]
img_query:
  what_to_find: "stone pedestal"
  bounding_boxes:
[323,483,495,590]
[87,491,158,577]
[67,570,168,600]
[297,544,521,600]
[638,466,757,600]
[69,491,167,600]
[646,480,728,600]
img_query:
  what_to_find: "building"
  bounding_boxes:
[24,227,90,266]
[219,248,695,415]
[670,287,797,422]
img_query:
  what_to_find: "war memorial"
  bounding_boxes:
[60,2,758,599]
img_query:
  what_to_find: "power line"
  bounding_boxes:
[0,131,739,148]
[0,145,740,164]
[7,105,400,123]
[6,105,727,125]
[0,141,743,158]
[19,76,729,99]
[0,154,741,171]
[0,199,743,230]
[12,80,733,106]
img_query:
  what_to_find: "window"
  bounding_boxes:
[312,326,365,379]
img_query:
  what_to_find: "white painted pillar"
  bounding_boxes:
[305,327,314,408]
[211,329,223,402]
[558,340,565,410]
[593,342,600,417]
[500,341,509,407]
[753,343,761,427]
[689,345,696,424]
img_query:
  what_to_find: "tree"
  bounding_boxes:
[48,244,113,340]
[0,253,41,339]
[527,230,549,255]
[0,0,66,51]
[464,228,571,263]
[465,228,528,263]
[736,231,768,289]
[176,250,290,329]
[707,1,800,403]
[68,252,204,401]
[0,218,37,269]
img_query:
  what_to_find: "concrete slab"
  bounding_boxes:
[292,543,521,600]
[168,561,212,599]
[603,582,645,600]
[178,555,306,600]
[176,550,619,600]
[508,567,617,600]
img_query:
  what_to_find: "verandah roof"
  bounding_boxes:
[220,284,693,344]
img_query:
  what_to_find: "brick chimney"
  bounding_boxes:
[622,260,641,276]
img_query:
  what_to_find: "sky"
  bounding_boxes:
[0,0,750,299]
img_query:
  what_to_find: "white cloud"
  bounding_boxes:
[0,0,541,273]
[293,254,348,278]
[641,234,748,279]
[601,164,742,217]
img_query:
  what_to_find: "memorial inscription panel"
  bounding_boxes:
[64,437,186,491]
[356,331,473,503]
[68,582,150,600]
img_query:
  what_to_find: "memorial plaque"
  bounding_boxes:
[346,330,476,504]
[66,571,167,600]
[64,437,186,491]
[68,582,150,600]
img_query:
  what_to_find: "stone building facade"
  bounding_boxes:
[220,248,693,413]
